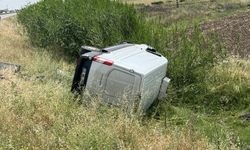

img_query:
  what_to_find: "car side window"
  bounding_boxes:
[105,70,135,98]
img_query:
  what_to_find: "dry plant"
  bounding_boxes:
[0,18,233,149]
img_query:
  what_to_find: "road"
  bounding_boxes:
[0,13,17,20]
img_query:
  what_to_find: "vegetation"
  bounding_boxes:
[137,0,250,26]
[17,0,143,57]
[0,0,249,148]
[0,18,234,149]
[17,0,249,112]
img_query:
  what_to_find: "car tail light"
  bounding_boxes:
[93,56,113,66]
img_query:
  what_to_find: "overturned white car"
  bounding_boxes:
[71,43,170,112]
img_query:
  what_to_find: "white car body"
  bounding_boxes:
[72,43,170,112]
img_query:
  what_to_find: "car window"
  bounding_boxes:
[105,70,135,98]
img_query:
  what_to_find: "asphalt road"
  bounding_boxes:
[0,13,17,20]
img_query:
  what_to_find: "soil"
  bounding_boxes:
[139,3,250,57]
[201,11,250,58]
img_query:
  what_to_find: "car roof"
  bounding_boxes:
[99,44,168,75]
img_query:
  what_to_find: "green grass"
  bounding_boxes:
[153,57,250,147]
[3,0,249,148]
[17,0,143,57]
[19,0,244,112]
[0,19,231,148]
[136,0,250,26]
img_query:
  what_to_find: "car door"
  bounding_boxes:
[102,69,141,107]
[71,57,92,93]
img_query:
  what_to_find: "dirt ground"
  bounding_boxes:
[139,2,250,57]
[201,11,250,57]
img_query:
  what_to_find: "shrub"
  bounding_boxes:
[18,0,248,112]
[18,0,143,56]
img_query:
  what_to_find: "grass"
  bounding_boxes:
[123,0,250,4]
[1,0,250,148]
[17,0,142,57]
[19,0,249,112]
[0,18,233,149]
[132,0,250,26]
[1,17,249,150]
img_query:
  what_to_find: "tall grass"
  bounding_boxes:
[17,0,250,112]
[0,18,228,148]
[2,5,250,149]
[18,0,142,56]
[0,70,234,149]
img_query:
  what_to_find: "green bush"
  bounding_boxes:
[18,0,143,56]
[18,0,249,112]
[162,25,249,112]
[162,25,226,111]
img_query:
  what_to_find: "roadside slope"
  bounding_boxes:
[0,18,216,149]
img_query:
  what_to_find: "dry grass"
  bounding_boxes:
[123,0,250,4]
[207,57,250,94]
[0,18,33,63]
[1,15,248,148]
[0,18,219,149]
[218,58,250,80]
[0,69,222,149]
[220,0,250,3]
[131,0,250,29]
